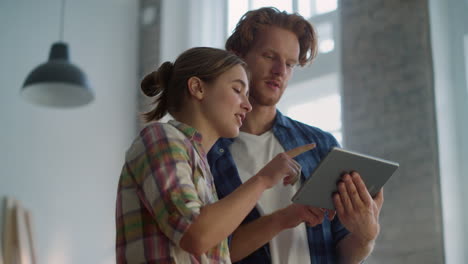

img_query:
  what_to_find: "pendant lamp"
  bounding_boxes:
[21,0,94,108]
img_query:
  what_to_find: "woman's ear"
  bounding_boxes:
[187,76,205,100]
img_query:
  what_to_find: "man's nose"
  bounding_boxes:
[271,60,286,77]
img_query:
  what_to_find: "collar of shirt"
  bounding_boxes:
[168,119,207,158]
[273,109,293,129]
[168,119,202,141]
[213,109,289,150]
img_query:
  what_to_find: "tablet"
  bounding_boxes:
[291,147,399,209]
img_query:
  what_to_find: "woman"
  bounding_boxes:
[116,47,313,263]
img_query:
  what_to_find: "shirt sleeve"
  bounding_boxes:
[331,216,350,245]
[126,126,203,246]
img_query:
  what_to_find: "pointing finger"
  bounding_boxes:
[286,143,316,158]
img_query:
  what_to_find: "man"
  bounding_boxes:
[208,7,383,264]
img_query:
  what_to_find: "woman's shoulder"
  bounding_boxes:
[125,122,191,161]
[139,121,185,141]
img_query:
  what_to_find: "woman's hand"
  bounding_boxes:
[255,144,316,189]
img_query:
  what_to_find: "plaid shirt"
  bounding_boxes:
[116,120,231,264]
[207,110,350,264]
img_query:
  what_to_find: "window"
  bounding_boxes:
[251,0,292,12]
[315,0,338,15]
[297,0,312,18]
[286,94,342,144]
[316,22,335,53]
[227,0,249,36]
[278,73,343,146]
[227,0,338,40]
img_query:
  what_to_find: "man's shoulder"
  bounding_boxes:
[275,112,339,159]
[283,115,323,132]
[278,114,336,141]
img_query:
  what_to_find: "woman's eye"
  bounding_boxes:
[233,88,241,94]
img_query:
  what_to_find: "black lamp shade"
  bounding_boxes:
[21,42,94,108]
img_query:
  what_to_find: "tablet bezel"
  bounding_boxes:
[291,147,399,209]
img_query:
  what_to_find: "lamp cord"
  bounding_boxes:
[59,0,66,41]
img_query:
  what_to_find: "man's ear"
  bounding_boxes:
[187,76,205,100]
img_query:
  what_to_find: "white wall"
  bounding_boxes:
[0,0,139,263]
[429,0,468,263]
[160,0,227,62]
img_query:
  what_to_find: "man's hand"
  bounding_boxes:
[333,171,383,245]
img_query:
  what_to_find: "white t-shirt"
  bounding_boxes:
[230,131,311,264]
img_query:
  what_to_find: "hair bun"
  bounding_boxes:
[140,71,158,97]
[141,61,174,97]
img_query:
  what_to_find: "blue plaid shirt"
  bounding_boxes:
[207,110,349,264]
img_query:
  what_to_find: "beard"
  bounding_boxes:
[248,85,283,107]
